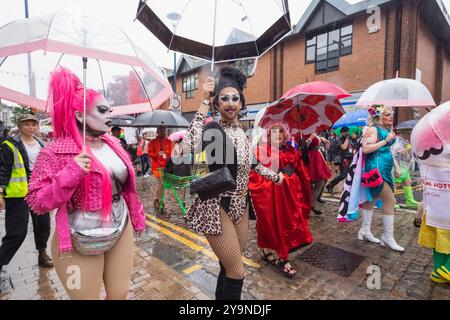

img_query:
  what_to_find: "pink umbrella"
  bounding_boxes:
[281,81,351,100]
[169,130,187,142]
[0,10,173,116]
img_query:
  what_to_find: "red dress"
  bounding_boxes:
[305,136,332,182]
[248,144,313,260]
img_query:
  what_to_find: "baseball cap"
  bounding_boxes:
[17,114,39,123]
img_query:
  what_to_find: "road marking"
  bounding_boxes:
[183,264,202,274]
[145,215,260,269]
[146,213,208,245]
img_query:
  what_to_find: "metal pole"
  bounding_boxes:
[173,52,177,92]
[24,0,36,97]
[211,0,218,72]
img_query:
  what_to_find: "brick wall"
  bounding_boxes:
[384,4,398,79]
[416,16,438,104]
[178,67,210,114]
[242,53,272,105]
[170,0,449,121]
[177,56,273,114]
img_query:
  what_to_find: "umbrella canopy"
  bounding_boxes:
[131,109,190,128]
[0,10,173,115]
[332,109,369,128]
[168,129,187,142]
[411,100,450,163]
[252,106,268,146]
[136,0,292,65]
[258,93,345,136]
[356,77,436,108]
[333,126,362,136]
[110,115,135,127]
[395,119,419,130]
[281,81,351,100]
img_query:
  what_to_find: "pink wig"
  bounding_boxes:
[47,67,112,218]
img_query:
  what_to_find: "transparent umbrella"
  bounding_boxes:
[356,76,436,108]
[0,9,173,143]
[136,0,292,69]
[411,101,450,163]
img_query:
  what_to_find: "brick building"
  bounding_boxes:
[167,0,450,126]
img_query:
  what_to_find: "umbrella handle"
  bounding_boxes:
[82,57,87,146]
[210,0,218,72]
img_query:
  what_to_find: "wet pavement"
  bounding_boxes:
[0,173,449,300]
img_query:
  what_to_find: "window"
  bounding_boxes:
[182,72,198,99]
[306,35,316,63]
[340,25,353,56]
[305,23,353,73]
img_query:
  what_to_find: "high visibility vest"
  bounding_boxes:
[2,140,28,198]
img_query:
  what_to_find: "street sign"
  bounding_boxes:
[169,93,181,114]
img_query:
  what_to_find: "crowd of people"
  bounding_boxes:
[0,65,447,301]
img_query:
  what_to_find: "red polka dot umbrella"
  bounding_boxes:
[258,92,345,136]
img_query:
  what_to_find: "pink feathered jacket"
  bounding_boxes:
[26,135,145,254]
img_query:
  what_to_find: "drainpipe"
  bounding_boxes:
[279,42,284,98]
[393,0,402,78]
[272,46,278,101]
[393,0,403,127]
[435,47,444,105]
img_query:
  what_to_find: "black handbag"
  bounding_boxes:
[190,166,236,201]
[164,156,192,177]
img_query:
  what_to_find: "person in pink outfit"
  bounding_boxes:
[26,67,145,300]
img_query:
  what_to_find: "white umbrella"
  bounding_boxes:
[356,77,436,108]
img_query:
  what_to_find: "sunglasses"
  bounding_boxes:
[219,94,240,103]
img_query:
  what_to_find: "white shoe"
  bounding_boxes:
[143,174,149,178]
[357,209,380,243]
[379,215,405,252]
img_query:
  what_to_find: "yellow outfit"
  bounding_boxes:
[418,213,450,255]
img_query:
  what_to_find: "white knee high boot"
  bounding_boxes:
[357,209,380,243]
[380,215,405,252]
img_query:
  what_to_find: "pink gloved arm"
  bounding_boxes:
[26,149,87,214]
[132,200,146,232]
[122,185,146,232]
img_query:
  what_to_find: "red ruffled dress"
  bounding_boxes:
[248,144,313,260]
[305,136,332,182]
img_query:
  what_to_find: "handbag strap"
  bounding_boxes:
[373,126,380,170]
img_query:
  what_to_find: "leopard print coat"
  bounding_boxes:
[184,112,279,235]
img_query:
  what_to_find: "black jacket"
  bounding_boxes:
[0,136,44,192]
[201,122,260,180]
